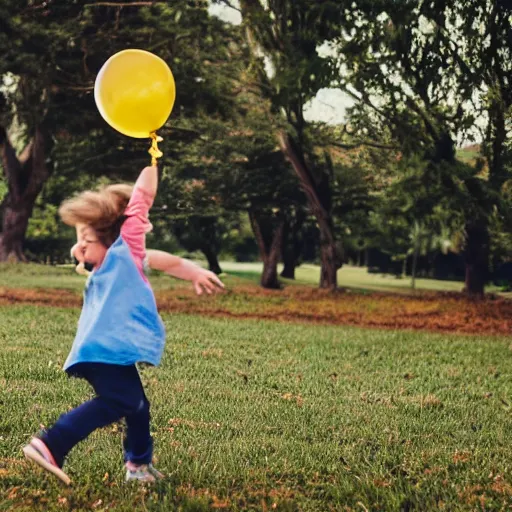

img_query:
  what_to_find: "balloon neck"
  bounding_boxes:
[149,132,164,166]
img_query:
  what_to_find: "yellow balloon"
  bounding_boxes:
[94,49,175,138]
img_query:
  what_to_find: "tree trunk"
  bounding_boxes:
[319,239,339,289]
[357,250,362,267]
[261,221,284,289]
[281,255,296,279]
[280,219,296,279]
[463,220,489,298]
[249,209,283,290]
[280,209,305,280]
[278,132,341,290]
[0,201,33,261]
[201,245,222,275]
[411,247,418,289]
[0,126,52,262]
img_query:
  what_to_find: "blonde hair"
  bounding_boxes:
[59,183,134,248]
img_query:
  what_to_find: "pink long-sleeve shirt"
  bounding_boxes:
[120,186,154,279]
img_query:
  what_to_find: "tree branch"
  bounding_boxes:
[248,208,268,258]
[18,140,34,165]
[52,85,94,92]
[404,97,440,142]
[435,26,479,84]
[328,140,399,151]
[216,0,243,14]
[84,2,163,7]
[342,86,390,123]
[278,131,334,245]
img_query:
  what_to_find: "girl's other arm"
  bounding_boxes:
[146,249,225,296]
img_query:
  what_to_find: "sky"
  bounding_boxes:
[207,1,354,125]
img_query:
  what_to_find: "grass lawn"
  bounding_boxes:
[220,263,508,297]
[1,305,512,511]
[0,261,508,298]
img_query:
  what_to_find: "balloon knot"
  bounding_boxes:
[149,132,164,166]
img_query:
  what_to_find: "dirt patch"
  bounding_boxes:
[1,285,511,336]
[0,287,81,308]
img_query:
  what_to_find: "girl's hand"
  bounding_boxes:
[192,269,225,296]
[71,242,85,263]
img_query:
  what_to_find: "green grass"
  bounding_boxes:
[0,261,494,295]
[218,262,508,296]
[0,263,194,294]
[0,263,85,292]
[2,305,512,511]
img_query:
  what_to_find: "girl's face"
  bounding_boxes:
[76,224,107,268]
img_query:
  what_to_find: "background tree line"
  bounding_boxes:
[0,0,510,296]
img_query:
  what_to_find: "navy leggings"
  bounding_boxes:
[42,363,152,468]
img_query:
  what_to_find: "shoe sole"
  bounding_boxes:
[126,473,156,483]
[23,445,71,485]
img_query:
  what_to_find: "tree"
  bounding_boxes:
[0,0,114,260]
[216,0,347,289]
[280,205,306,279]
[211,114,305,289]
[153,168,233,275]
[170,217,224,275]
[0,123,51,261]
[0,0,241,261]
[333,0,511,296]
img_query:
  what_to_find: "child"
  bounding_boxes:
[73,245,225,295]
[71,183,225,295]
[23,166,221,485]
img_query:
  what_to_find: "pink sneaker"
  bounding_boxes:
[23,438,71,485]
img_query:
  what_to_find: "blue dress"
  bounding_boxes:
[64,236,166,372]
